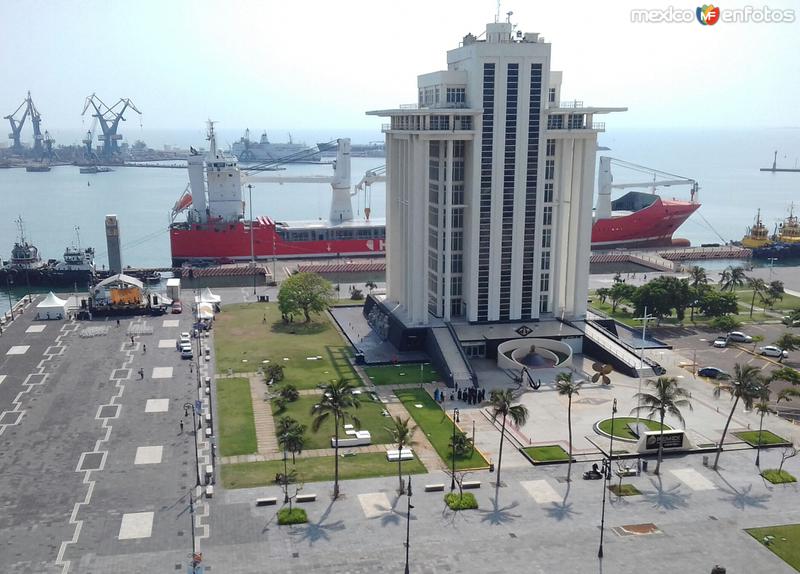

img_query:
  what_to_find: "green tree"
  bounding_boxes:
[719,266,747,292]
[709,315,741,332]
[746,277,767,318]
[449,430,472,456]
[697,290,739,318]
[774,333,800,362]
[595,288,610,304]
[489,389,529,487]
[555,372,581,481]
[608,282,637,313]
[310,378,361,498]
[631,376,692,475]
[276,416,307,463]
[278,272,336,323]
[712,364,766,470]
[385,416,416,494]
[632,282,673,324]
[278,384,299,402]
[766,280,785,308]
[769,366,800,387]
[688,265,708,288]
[663,276,692,322]
[754,399,772,467]
[265,363,285,383]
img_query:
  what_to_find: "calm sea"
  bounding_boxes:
[1,127,798,314]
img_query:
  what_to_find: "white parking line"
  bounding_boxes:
[26,325,46,333]
[6,346,29,355]
[162,319,180,328]
[0,375,5,386]
[158,339,177,349]
[152,367,173,379]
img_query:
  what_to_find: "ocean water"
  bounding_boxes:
[1,127,798,314]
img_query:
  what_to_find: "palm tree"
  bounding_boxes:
[719,266,747,292]
[555,372,582,481]
[754,399,772,467]
[712,363,765,470]
[688,266,708,321]
[746,277,767,318]
[631,377,693,475]
[310,378,361,498]
[489,389,529,487]
[385,416,416,494]
[279,425,307,463]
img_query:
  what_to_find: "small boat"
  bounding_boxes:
[143,273,162,284]
[741,209,772,249]
[26,163,51,172]
[79,165,114,174]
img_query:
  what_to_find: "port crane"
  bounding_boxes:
[81,94,141,159]
[4,91,45,154]
[596,157,699,220]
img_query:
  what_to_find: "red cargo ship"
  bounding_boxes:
[168,131,698,264]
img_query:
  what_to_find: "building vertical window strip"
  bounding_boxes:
[499,63,518,320]
[477,63,495,321]
[522,63,542,317]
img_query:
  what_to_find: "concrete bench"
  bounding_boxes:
[386,449,414,462]
[296,493,317,503]
[461,481,481,489]
[205,428,212,438]
[256,497,277,506]
[616,466,637,477]
[425,483,445,492]
[205,485,214,498]
[204,413,212,424]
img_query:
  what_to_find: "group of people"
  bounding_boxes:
[431,385,486,405]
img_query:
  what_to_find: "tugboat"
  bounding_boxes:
[0,220,96,286]
[751,204,800,260]
[741,209,772,249]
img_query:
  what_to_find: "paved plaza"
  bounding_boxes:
[1,291,800,573]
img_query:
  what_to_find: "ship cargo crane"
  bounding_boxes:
[243,140,355,222]
[4,91,44,154]
[81,94,141,159]
[354,165,385,220]
[596,157,699,220]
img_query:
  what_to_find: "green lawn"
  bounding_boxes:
[747,524,800,570]
[214,303,357,389]
[221,452,427,489]
[217,377,258,457]
[609,484,641,496]
[523,445,570,462]
[735,430,789,446]
[761,469,797,484]
[395,389,489,470]
[445,492,478,510]
[363,363,441,386]
[271,394,395,450]
[597,417,671,440]
[733,288,800,312]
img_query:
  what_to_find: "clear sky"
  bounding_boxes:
[1,0,799,133]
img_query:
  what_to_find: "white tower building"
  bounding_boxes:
[368,22,624,326]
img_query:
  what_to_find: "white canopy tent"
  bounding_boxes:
[36,292,68,319]
[196,302,215,320]
[195,287,221,304]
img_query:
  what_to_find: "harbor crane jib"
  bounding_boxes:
[81,93,141,159]
[4,91,43,153]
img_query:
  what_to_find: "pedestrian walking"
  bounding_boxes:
[138,368,144,380]
[143,344,147,354]
[130,335,135,345]
[190,362,194,373]
[116,319,120,327]
[180,420,184,433]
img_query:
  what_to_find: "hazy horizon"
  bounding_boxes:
[2,0,800,136]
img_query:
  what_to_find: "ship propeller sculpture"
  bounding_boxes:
[591,362,613,385]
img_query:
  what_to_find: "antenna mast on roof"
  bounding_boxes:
[495,0,500,22]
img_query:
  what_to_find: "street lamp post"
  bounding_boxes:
[633,307,654,432]
[768,257,778,282]
[188,488,200,574]
[5,276,15,320]
[450,408,460,491]
[598,398,617,559]
[184,402,202,486]
[404,475,413,574]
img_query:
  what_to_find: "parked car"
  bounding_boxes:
[172,301,183,314]
[180,346,193,359]
[713,337,728,348]
[759,345,789,359]
[727,331,753,343]
[698,367,730,379]
[782,315,800,327]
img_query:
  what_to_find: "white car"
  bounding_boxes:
[727,331,753,343]
[180,344,194,359]
[713,337,728,348]
[759,345,789,359]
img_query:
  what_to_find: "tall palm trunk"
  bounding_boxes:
[333,412,340,498]
[713,395,740,470]
[566,395,573,481]
[756,411,765,467]
[750,290,757,318]
[397,439,404,494]
[497,412,507,486]
[655,408,665,475]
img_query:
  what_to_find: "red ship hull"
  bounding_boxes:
[169,218,385,265]
[170,193,698,264]
[590,193,700,249]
